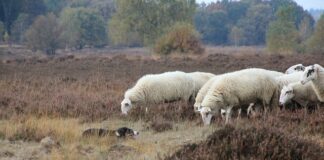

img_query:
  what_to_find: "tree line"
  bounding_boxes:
[0,0,323,55]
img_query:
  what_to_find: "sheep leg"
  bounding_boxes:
[237,108,242,120]
[270,91,279,116]
[247,103,255,118]
[225,106,233,125]
[262,100,270,119]
[315,103,320,111]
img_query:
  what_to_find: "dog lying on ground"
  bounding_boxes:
[82,127,139,138]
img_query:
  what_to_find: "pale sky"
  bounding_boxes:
[196,0,324,10]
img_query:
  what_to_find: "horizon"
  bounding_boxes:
[196,0,324,10]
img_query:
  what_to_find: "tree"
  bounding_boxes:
[0,21,4,41]
[44,0,67,15]
[229,26,244,46]
[0,0,22,33]
[222,0,249,25]
[269,0,314,28]
[236,4,273,45]
[0,0,46,34]
[195,10,228,45]
[11,13,32,43]
[307,14,324,54]
[25,13,63,55]
[108,0,196,47]
[298,16,313,42]
[60,7,107,49]
[266,6,299,54]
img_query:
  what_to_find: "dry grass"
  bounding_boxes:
[0,116,215,159]
[0,47,323,159]
[0,117,80,142]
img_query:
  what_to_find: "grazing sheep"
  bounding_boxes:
[265,70,285,77]
[194,76,219,112]
[198,68,279,125]
[194,70,283,112]
[300,64,324,102]
[280,82,320,109]
[285,64,305,74]
[276,72,303,89]
[121,71,198,115]
[187,72,215,101]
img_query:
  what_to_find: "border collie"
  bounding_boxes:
[82,127,139,138]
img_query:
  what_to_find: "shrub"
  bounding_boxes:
[60,7,108,49]
[25,13,63,55]
[154,23,204,55]
[166,126,324,160]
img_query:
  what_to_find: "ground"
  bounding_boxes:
[0,46,323,159]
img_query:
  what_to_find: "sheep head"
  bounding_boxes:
[279,85,294,105]
[121,98,132,115]
[285,64,305,74]
[301,65,318,85]
[198,107,213,125]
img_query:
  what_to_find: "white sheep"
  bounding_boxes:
[194,76,219,112]
[198,68,279,125]
[121,71,215,115]
[187,72,215,99]
[265,70,285,77]
[194,70,283,112]
[121,71,195,114]
[285,64,305,74]
[280,82,320,109]
[275,72,304,90]
[300,64,324,102]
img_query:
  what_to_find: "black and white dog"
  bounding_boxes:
[82,127,139,138]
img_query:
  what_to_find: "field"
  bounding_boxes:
[0,46,324,159]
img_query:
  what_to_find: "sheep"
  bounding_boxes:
[186,72,216,101]
[285,64,305,74]
[265,70,285,77]
[280,82,320,109]
[275,72,304,89]
[300,64,324,102]
[194,70,283,112]
[194,76,219,112]
[121,71,195,114]
[198,68,279,125]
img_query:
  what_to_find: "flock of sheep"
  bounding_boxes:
[120,64,323,125]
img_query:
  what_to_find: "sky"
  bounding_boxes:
[196,0,324,10]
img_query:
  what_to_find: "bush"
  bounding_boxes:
[25,13,63,55]
[154,23,204,55]
[60,7,108,49]
[166,126,324,160]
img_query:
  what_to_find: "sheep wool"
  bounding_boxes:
[280,82,319,107]
[301,64,324,102]
[125,71,195,104]
[201,68,279,114]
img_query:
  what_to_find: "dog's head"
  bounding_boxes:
[115,127,139,138]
